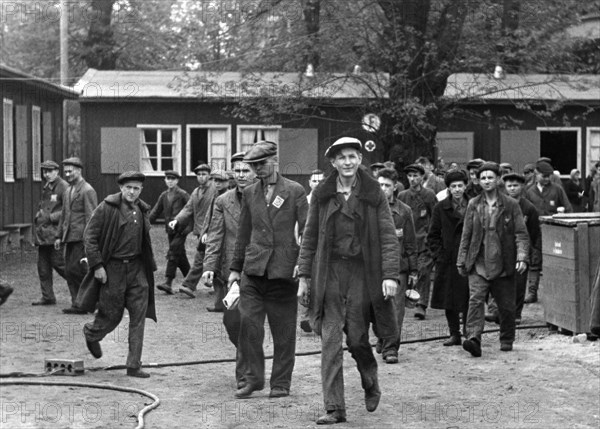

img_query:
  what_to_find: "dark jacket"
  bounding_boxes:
[563,179,584,211]
[525,182,572,216]
[518,197,542,271]
[175,182,217,236]
[57,178,98,242]
[457,191,530,276]
[397,186,437,252]
[297,168,400,338]
[389,198,417,273]
[149,185,191,234]
[427,196,469,311]
[79,193,157,321]
[231,173,308,279]
[35,177,68,245]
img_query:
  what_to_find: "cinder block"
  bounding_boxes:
[44,359,84,376]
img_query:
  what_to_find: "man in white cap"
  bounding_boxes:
[228,141,308,399]
[297,137,399,424]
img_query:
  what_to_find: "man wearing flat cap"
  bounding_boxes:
[370,162,385,178]
[398,163,437,320]
[523,160,571,304]
[55,157,98,314]
[32,160,69,306]
[82,171,157,378]
[202,151,255,387]
[465,158,485,200]
[169,163,218,298]
[457,162,529,357]
[149,170,191,295]
[228,141,308,400]
[297,137,399,424]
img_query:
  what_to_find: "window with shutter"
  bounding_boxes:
[236,125,281,155]
[137,125,181,176]
[587,128,600,176]
[3,98,14,182]
[186,125,232,175]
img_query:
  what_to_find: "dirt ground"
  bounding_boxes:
[1,228,599,429]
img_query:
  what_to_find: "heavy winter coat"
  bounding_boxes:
[78,193,157,321]
[297,168,400,338]
[35,177,69,245]
[427,196,469,311]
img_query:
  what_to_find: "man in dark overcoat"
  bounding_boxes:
[55,157,98,314]
[427,170,470,346]
[33,160,69,306]
[149,170,191,294]
[457,162,529,357]
[228,141,308,399]
[297,137,400,424]
[81,171,157,378]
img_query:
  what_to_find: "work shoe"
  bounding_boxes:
[32,299,57,306]
[269,387,289,398]
[86,340,102,359]
[462,338,482,357]
[500,342,513,352]
[157,283,174,295]
[235,384,264,399]
[414,305,426,320]
[384,354,398,364]
[485,312,499,324]
[63,307,87,314]
[375,339,383,354]
[316,410,347,425]
[524,293,537,304]
[300,320,312,333]
[364,378,381,412]
[443,335,462,346]
[0,284,13,306]
[179,286,196,298]
[206,306,224,312]
[127,368,150,378]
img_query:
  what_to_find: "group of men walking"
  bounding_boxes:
[29,136,580,423]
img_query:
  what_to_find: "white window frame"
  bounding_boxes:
[136,124,181,177]
[536,126,582,178]
[586,127,600,178]
[186,124,232,176]
[236,124,282,153]
[32,106,42,182]
[3,98,14,183]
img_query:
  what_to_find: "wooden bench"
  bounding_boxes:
[0,231,9,259]
[3,223,34,255]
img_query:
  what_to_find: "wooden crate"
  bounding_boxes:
[540,215,600,333]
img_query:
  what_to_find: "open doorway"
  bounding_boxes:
[538,128,580,176]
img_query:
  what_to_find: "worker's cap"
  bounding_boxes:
[243,141,278,163]
[210,169,229,181]
[370,162,385,170]
[535,161,554,175]
[324,137,362,158]
[499,162,513,170]
[466,158,485,170]
[193,163,212,173]
[40,160,60,170]
[164,170,181,179]
[477,162,501,177]
[523,163,536,174]
[230,151,246,164]
[62,157,83,169]
[117,171,145,185]
[537,157,552,164]
[502,173,526,184]
[444,170,468,187]
[404,163,425,175]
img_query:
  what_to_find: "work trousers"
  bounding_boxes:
[164,232,190,280]
[416,251,434,308]
[466,273,516,344]
[37,245,67,302]
[487,268,528,319]
[321,259,377,412]
[84,258,149,369]
[223,308,245,385]
[381,272,407,357]
[181,240,205,291]
[64,242,86,305]
[238,274,298,391]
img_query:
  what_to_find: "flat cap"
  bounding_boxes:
[230,151,246,164]
[535,161,554,175]
[537,157,552,165]
[404,163,425,175]
[164,170,181,178]
[62,157,83,168]
[370,162,385,170]
[466,158,485,170]
[210,169,229,181]
[444,170,468,187]
[499,162,513,170]
[523,163,536,173]
[40,160,59,170]
[324,137,362,158]
[477,161,500,177]
[244,141,278,163]
[193,163,212,173]
[117,171,145,184]
[502,173,526,183]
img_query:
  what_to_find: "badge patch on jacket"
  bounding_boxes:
[550,200,555,206]
[51,194,57,202]
[272,195,285,208]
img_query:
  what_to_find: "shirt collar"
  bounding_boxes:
[261,172,278,187]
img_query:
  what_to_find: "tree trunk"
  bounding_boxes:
[302,0,320,69]
[82,0,118,70]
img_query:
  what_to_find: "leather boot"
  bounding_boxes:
[157,278,174,295]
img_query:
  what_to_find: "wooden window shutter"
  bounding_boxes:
[42,111,53,161]
[100,127,141,173]
[15,105,29,179]
[278,128,318,175]
[500,130,540,172]
[435,132,474,167]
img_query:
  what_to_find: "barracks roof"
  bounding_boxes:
[0,64,79,99]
